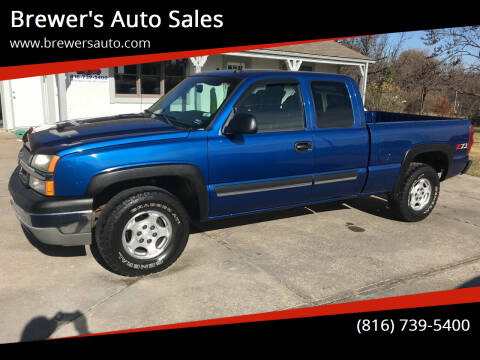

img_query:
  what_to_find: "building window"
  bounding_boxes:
[226,62,245,71]
[114,65,139,95]
[113,60,187,97]
[165,60,187,94]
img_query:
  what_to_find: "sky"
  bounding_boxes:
[386,28,477,68]
[395,30,429,51]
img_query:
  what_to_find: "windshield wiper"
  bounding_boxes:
[157,114,195,130]
[157,113,176,127]
[144,109,175,126]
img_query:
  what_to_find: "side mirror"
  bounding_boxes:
[224,113,257,135]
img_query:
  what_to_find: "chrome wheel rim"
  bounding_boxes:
[408,178,432,211]
[121,210,172,260]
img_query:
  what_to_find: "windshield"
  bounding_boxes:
[146,75,241,129]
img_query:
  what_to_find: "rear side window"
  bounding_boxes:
[311,81,354,128]
[235,81,305,132]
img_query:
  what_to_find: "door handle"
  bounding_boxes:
[295,141,313,152]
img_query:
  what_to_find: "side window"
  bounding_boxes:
[311,81,354,128]
[235,82,305,132]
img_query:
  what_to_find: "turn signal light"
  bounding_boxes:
[45,181,55,196]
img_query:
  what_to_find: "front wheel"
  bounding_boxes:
[391,163,440,222]
[93,188,190,276]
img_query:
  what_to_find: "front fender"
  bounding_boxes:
[86,164,208,220]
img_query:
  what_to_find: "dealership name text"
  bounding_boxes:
[11,10,224,29]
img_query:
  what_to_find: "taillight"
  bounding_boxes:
[467,124,474,154]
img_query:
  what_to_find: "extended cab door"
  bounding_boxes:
[308,78,369,200]
[207,78,314,217]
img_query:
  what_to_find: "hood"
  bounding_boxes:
[23,113,187,155]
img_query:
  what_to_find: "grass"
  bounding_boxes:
[467,127,480,177]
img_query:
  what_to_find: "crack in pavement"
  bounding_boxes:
[434,208,480,228]
[305,253,480,307]
[51,276,143,337]
[51,202,480,336]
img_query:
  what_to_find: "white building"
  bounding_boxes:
[0,41,373,130]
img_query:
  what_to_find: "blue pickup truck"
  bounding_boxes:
[9,70,474,276]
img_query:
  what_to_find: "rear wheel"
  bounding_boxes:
[391,163,440,222]
[93,187,190,276]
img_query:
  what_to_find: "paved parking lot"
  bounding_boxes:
[1,131,479,343]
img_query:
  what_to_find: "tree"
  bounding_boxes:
[422,26,480,72]
[337,34,408,112]
[338,33,406,83]
[394,50,443,114]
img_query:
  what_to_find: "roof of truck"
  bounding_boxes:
[196,69,353,81]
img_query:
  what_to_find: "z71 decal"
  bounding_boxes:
[456,143,468,150]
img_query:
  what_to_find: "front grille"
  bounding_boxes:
[18,166,28,185]
[18,146,33,164]
[18,146,32,186]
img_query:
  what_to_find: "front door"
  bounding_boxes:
[208,79,314,217]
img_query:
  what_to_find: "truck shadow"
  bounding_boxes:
[21,225,87,257]
[21,195,400,257]
[343,195,400,221]
[191,205,327,233]
[20,310,90,342]
[457,276,480,289]
[192,195,400,234]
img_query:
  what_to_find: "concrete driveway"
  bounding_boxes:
[1,131,479,343]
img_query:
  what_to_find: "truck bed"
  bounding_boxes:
[362,111,471,194]
[365,110,462,123]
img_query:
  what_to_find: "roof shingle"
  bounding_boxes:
[265,41,371,61]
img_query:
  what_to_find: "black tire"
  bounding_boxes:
[93,187,190,277]
[391,163,440,222]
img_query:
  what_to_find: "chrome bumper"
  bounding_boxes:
[10,199,92,246]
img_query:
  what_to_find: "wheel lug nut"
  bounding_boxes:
[137,232,142,236]
[152,233,157,237]
[147,239,152,243]
[150,226,155,230]
[139,238,144,243]
[143,225,147,229]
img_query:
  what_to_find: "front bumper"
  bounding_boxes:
[9,167,93,246]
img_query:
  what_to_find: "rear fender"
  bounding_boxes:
[393,143,453,194]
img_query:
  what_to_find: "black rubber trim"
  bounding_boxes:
[86,164,208,220]
[462,160,472,174]
[214,176,312,197]
[394,143,453,194]
[8,167,93,214]
[314,170,358,184]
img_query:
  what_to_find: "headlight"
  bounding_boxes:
[29,176,46,194]
[28,176,55,196]
[29,154,59,196]
[31,154,60,172]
